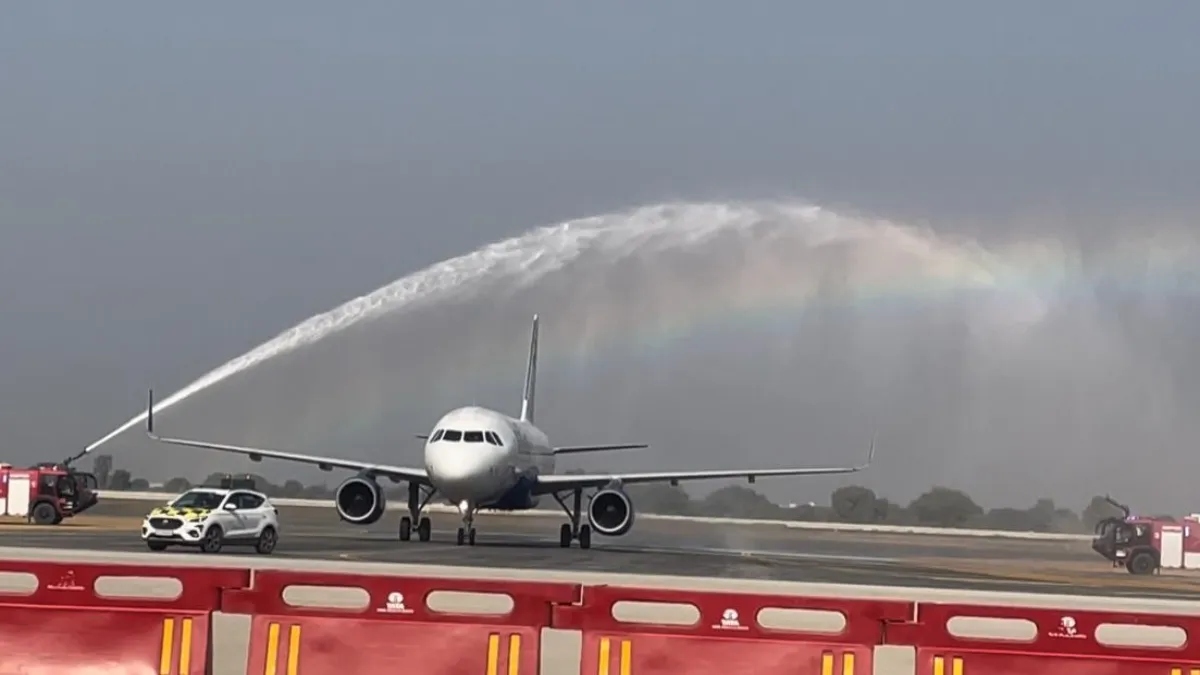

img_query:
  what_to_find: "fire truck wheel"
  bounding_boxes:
[1127,551,1157,575]
[199,525,224,554]
[31,502,57,526]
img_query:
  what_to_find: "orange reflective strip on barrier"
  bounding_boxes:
[931,655,963,675]
[262,622,302,675]
[485,633,524,675]
[819,651,857,675]
[595,636,632,675]
[1169,669,1200,675]
[158,617,196,674]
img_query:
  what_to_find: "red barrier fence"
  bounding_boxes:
[553,584,913,674]
[0,559,249,674]
[888,602,1200,675]
[9,558,1200,674]
[221,569,581,675]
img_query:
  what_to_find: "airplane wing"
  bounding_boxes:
[532,434,875,494]
[143,390,430,485]
[551,443,649,455]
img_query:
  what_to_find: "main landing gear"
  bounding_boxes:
[399,482,435,542]
[456,499,477,546]
[552,489,591,549]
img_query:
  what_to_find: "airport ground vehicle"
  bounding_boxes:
[0,462,99,525]
[1091,496,1200,575]
[141,485,279,554]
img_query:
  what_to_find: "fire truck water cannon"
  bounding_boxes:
[1091,495,1200,575]
[0,456,99,525]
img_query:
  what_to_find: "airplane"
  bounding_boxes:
[144,314,876,549]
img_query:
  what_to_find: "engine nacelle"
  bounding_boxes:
[587,488,635,537]
[335,475,386,525]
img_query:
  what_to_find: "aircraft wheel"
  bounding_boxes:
[468,528,477,546]
[559,523,572,548]
[456,527,466,546]
[417,517,432,542]
[399,517,412,541]
[578,524,592,550]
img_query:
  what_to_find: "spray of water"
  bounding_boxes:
[86,199,1194,459]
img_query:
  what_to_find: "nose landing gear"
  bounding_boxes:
[456,499,477,546]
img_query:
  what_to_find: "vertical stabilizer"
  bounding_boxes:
[520,314,539,422]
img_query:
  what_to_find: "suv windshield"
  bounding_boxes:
[169,491,224,510]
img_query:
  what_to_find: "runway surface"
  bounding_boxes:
[4,500,1200,599]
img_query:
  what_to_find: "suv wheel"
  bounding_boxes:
[199,525,224,554]
[255,526,278,555]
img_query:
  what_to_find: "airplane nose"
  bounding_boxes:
[427,445,499,496]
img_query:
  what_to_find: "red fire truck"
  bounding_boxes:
[0,463,99,525]
[1091,496,1200,575]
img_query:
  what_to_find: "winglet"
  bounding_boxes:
[856,432,877,470]
[146,388,157,438]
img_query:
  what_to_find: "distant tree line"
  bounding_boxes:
[90,454,1129,534]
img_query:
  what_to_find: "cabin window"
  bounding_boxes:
[442,430,462,442]
[463,430,485,443]
[485,431,502,446]
[430,429,444,442]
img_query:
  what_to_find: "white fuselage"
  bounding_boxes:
[422,406,555,509]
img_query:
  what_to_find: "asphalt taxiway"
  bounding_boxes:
[4,500,1200,599]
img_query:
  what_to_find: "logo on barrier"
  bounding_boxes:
[711,608,748,631]
[46,570,84,591]
[376,591,414,614]
[1048,615,1086,640]
[160,617,196,674]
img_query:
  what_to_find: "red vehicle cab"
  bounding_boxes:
[0,462,98,524]
[1092,496,1200,575]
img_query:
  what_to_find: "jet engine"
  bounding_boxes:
[335,474,386,525]
[587,488,635,536]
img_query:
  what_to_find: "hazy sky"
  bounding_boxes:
[2,3,1199,512]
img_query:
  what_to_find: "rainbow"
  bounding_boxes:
[312,230,1199,446]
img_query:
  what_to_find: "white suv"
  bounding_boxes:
[141,487,280,554]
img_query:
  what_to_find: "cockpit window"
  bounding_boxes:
[463,431,485,443]
[442,429,462,442]
[485,431,502,446]
[430,429,444,442]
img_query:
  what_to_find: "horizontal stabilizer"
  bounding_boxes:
[552,443,649,455]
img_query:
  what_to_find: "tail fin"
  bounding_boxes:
[146,389,157,437]
[519,314,539,423]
